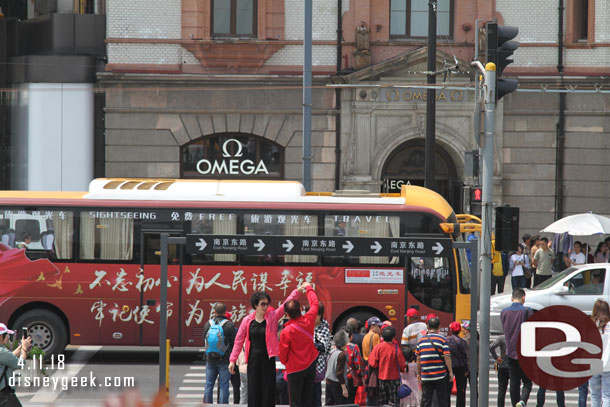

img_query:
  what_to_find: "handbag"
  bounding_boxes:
[0,367,22,407]
[395,346,411,399]
[522,254,532,279]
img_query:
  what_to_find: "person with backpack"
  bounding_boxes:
[202,302,237,404]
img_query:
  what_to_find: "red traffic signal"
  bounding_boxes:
[471,186,482,202]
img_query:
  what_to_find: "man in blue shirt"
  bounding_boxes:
[500,288,533,407]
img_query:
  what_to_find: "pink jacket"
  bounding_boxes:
[229,288,301,363]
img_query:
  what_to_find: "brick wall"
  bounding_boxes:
[283,0,343,40]
[596,0,610,42]
[108,44,200,65]
[107,0,181,39]
[265,45,337,66]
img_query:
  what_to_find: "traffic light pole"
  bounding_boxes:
[472,61,496,407]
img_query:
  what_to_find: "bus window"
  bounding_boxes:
[323,214,400,264]
[47,211,73,259]
[408,256,454,313]
[242,213,318,264]
[190,212,237,263]
[79,212,133,261]
[456,245,471,294]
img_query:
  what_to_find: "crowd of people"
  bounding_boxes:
[490,233,610,294]
[200,278,475,407]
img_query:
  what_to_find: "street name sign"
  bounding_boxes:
[186,234,452,258]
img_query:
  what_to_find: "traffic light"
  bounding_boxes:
[486,22,519,99]
[469,186,482,217]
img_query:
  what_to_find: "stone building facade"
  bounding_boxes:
[100,0,610,235]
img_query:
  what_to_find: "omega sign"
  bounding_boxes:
[196,139,269,176]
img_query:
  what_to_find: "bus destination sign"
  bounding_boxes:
[186,234,453,258]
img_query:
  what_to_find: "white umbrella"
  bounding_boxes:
[541,213,610,236]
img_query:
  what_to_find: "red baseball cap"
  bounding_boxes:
[405,308,419,318]
[426,313,438,322]
[449,321,462,333]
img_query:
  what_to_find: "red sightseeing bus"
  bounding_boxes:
[0,179,470,356]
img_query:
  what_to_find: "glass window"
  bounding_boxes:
[565,269,605,295]
[390,0,452,38]
[213,0,231,34]
[408,256,453,313]
[457,244,470,294]
[0,210,73,259]
[80,212,133,261]
[190,212,237,263]
[236,0,254,35]
[323,214,400,264]
[243,213,318,264]
[212,0,256,37]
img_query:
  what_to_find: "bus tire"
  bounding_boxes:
[13,310,68,359]
[333,309,384,334]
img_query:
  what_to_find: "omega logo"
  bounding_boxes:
[196,138,269,176]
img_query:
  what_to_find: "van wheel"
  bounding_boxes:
[14,310,68,359]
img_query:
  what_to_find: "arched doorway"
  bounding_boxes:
[381,140,463,211]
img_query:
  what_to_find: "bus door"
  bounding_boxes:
[139,230,183,346]
[405,255,454,332]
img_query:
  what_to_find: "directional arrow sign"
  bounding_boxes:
[253,239,265,252]
[432,242,444,255]
[186,234,452,258]
[195,238,207,251]
[342,240,354,253]
[282,240,294,252]
[370,241,382,254]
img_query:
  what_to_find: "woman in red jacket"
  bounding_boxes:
[229,284,304,407]
[279,282,319,407]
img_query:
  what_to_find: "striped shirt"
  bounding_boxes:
[415,333,450,381]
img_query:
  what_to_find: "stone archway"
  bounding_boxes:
[380,139,463,211]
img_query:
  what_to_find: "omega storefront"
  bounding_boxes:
[181,134,283,179]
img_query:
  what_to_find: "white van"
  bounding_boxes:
[489,263,610,333]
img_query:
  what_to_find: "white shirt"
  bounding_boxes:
[570,252,586,265]
[401,321,426,347]
[510,253,527,276]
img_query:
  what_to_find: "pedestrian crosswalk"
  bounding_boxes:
[177,351,585,406]
[455,361,583,407]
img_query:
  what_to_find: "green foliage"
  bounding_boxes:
[28,346,45,359]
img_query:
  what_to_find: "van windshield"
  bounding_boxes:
[531,267,577,290]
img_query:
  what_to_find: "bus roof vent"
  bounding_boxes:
[332,189,381,198]
[85,178,307,201]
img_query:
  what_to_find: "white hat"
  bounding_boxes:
[0,323,15,335]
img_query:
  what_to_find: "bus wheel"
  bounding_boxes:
[14,310,68,358]
[333,309,384,334]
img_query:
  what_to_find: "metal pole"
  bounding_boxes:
[453,240,479,407]
[479,62,496,407]
[473,20,481,149]
[159,233,168,392]
[425,0,436,191]
[302,0,313,191]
